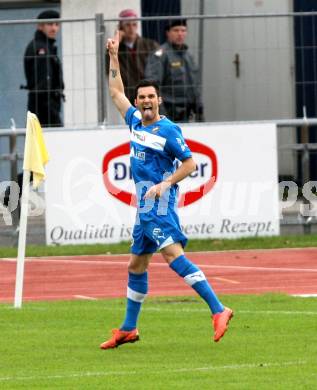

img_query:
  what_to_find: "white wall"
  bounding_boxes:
[61,0,140,127]
[180,0,200,64]
[182,0,296,177]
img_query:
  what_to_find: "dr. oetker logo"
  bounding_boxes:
[102,140,218,208]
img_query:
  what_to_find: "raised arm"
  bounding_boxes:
[106,30,131,118]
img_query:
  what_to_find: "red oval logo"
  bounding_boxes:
[102,139,217,208]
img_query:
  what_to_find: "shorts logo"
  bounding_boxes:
[152,228,165,240]
[102,140,218,208]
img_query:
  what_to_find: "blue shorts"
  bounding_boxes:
[131,208,187,255]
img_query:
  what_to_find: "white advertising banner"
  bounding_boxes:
[45,123,279,245]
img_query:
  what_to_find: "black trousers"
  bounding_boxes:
[28,92,62,127]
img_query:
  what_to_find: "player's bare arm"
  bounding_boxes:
[106,30,131,118]
[144,157,196,199]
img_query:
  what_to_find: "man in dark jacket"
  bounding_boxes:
[24,10,64,127]
[106,9,159,104]
[145,19,204,122]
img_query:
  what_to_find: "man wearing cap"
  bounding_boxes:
[23,10,64,127]
[106,9,159,104]
[145,19,204,122]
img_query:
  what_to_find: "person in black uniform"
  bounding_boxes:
[23,10,64,127]
[6,10,64,223]
[145,19,204,123]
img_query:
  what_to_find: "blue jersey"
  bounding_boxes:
[125,106,192,212]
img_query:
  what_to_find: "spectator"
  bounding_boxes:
[106,9,159,104]
[23,10,64,127]
[145,19,204,122]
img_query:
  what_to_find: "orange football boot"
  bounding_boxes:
[100,328,139,349]
[212,307,234,342]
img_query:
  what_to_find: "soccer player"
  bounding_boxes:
[100,31,233,349]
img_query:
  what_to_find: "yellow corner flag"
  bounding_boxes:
[23,111,50,188]
[14,112,50,308]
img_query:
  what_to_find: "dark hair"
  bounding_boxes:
[37,10,60,20]
[165,18,187,31]
[134,79,160,99]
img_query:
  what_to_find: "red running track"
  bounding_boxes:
[1,248,317,302]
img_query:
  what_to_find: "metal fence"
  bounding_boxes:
[2,12,317,244]
[1,13,317,168]
[1,12,317,126]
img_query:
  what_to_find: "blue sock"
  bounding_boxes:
[120,271,148,331]
[169,255,224,314]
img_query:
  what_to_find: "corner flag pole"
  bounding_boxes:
[13,112,49,309]
[14,169,31,308]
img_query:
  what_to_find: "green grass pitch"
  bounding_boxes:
[0,294,316,389]
[1,234,317,258]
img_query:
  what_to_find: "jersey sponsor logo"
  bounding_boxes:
[130,146,145,161]
[132,130,146,142]
[131,129,166,151]
[102,140,217,208]
[152,126,160,134]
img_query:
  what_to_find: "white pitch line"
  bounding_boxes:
[2,304,317,316]
[73,295,97,301]
[2,257,317,273]
[140,308,317,316]
[1,283,317,302]
[138,307,317,316]
[291,294,317,298]
[0,258,17,262]
[213,277,240,284]
[239,309,317,315]
[1,246,317,262]
[0,360,307,382]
